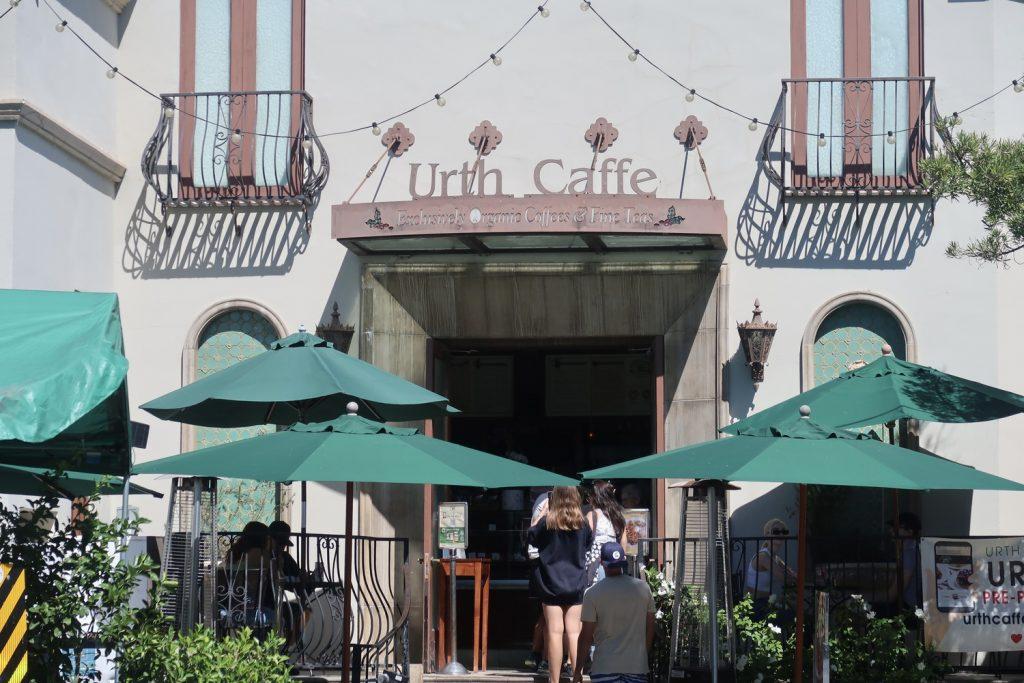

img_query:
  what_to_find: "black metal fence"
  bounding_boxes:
[142,90,329,212]
[210,531,410,680]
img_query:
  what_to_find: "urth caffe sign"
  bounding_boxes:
[332,118,726,243]
[393,157,666,231]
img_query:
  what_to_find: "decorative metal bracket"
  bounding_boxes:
[737,299,777,384]
[467,120,502,194]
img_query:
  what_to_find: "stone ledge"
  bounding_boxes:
[0,99,126,184]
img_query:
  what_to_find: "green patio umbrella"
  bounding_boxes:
[0,464,162,499]
[140,329,458,546]
[141,331,455,427]
[582,406,1024,683]
[723,346,1024,434]
[134,405,576,681]
[134,412,577,487]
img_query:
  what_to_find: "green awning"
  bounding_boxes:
[0,290,131,475]
[723,354,1024,434]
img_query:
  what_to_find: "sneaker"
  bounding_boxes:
[561,662,572,679]
[536,659,549,675]
[525,651,542,669]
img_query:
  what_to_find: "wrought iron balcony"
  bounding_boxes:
[142,90,329,212]
[760,77,937,196]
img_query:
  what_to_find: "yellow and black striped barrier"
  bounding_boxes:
[0,564,27,683]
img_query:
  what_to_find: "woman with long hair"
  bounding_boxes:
[583,480,627,586]
[527,486,593,683]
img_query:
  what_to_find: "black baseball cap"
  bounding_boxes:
[600,541,628,569]
[268,520,294,546]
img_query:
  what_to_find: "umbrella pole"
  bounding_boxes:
[342,481,355,683]
[793,484,808,683]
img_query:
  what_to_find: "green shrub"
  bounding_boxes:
[118,615,293,683]
[825,596,948,683]
[0,482,155,681]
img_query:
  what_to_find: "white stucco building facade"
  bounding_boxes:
[3,0,1024,672]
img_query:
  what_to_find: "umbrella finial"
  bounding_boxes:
[799,405,811,419]
[881,343,892,356]
[346,401,359,415]
[298,323,307,333]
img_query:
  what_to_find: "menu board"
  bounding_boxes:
[439,502,468,550]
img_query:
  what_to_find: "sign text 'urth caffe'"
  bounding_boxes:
[333,118,727,243]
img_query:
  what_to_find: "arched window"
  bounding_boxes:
[812,301,907,386]
[193,307,281,529]
[804,294,915,544]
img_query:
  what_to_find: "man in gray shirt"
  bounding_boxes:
[572,542,655,683]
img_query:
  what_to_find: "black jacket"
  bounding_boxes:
[527,519,593,606]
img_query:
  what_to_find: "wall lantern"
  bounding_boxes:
[737,299,777,384]
[315,302,355,353]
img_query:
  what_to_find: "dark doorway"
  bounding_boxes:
[432,339,657,667]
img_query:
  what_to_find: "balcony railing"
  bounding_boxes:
[142,90,329,212]
[760,77,937,196]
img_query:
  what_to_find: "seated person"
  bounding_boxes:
[745,519,796,616]
[268,521,312,644]
[222,521,276,631]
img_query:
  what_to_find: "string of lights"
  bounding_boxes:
[41,0,550,141]
[579,0,1023,139]
[36,0,1024,143]
[1,0,20,22]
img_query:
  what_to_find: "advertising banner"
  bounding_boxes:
[623,508,650,557]
[921,537,1024,652]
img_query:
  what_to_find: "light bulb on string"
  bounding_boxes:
[748,118,758,132]
[886,130,896,145]
[435,94,446,107]
[817,133,827,148]
[162,105,175,120]
[1014,80,1024,94]
[685,89,695,103]
[106,67,118,79]
[580,1,590,10]
[9,0,21,7]
[491,53,502,67]
[55,20,67,32]
[538,5,549,17]
[371,122,381,136]
[301,135,312,152]
[231,129,242,145]
[628,49,639,63]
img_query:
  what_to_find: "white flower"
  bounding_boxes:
[917,662,925,671]
[736,655,748,671]
[867,611,876,619]
[863,601,873,613]
[915,608,925,619]
[850,593,863,602]
[656,610,664,620]
[767,593,778,605]
[768,623,782,635]
[870,660,875,666]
